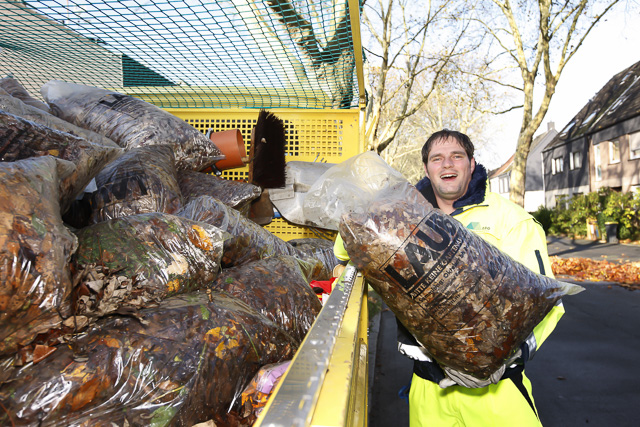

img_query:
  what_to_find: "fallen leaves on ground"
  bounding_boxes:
[550,256,640,290]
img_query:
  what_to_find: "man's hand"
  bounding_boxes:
[438,349,522,389]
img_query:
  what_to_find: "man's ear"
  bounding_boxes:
[423,163,429,178]
[470,157,476,174]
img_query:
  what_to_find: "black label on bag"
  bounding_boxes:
[380,211,480,324]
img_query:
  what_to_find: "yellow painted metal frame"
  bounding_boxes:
[311,276,369,426]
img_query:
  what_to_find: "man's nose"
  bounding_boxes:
[442,156,454,167]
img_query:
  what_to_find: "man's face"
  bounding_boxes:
[424,137,476,203]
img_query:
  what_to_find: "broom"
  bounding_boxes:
[247,109,287,225]
[248,109,287,189]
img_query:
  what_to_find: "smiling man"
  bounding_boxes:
[401,129,565,426]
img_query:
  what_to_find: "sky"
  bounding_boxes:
[476,6,640,170]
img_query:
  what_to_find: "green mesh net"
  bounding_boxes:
[0,0,360,109]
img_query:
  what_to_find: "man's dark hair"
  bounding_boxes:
[421,129,475,164]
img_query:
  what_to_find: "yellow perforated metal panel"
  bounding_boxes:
[167,107,362,240]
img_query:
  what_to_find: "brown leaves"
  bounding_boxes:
[550,256,640,289]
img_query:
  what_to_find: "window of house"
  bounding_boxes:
[552,157,564,175]
[499,176,509,193]
[594,144,602,181]
[609,140,620,163]
[629,132,640,160]
[569,151,582,170]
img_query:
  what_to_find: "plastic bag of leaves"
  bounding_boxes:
[0,156,78,356]
[41,80,225,171]
[177,196,323,277]
[178,169,261,216]
[73,212,227,318]
[288,238,340,280]
[88,144,182,224]
[238,360,291,425]
[0,109,123,214]
[0,92,120,148]
[339,180,584,379]
[210,255,322,343]
[0,77,51,113]
[0,292,297,427]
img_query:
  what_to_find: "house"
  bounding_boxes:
[542,60,640,207]
[488,122,558,212]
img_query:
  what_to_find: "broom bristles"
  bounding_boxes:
[251,109,287,189]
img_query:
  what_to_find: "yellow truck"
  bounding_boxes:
[0,0,369,425]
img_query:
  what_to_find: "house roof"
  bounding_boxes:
[488,126,557,179]
[544,60,640,151]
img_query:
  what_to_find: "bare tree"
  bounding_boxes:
[362,0,472,153]
[468,0,622,206]
[381,58,503,182]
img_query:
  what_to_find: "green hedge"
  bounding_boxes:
[530,188,640,241]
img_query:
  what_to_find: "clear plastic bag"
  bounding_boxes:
[0,92,120,148]
[210,255,322,343]
[0,109,123,214]
[73,213,227,318]
[0,156,78,356]
[288,238,340,280]
[0,77,51,113]
[238,361,291,424]
[337,156,584,379]
[178,169,261,216]
[0,292,297,426]
[41,80,225,171]
[302,151,408,230]
[89,145,182,224]
[177,195,322,277]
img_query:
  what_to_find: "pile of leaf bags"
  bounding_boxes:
[0,109,122,213]
[41,80,225,171]
[314,153,583,379]
[0,293,297,426]
[0,80,333,425]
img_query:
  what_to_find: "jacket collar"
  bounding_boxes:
[415,163,488,211]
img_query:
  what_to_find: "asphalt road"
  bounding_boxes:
[527,281,640,426]
[368,236,640,426]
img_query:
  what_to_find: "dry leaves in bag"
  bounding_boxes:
[0,92,120,148]
[41,80,224,171]
[73,213,227,317]
[178,169,261,216]
[0,292,297,427]
[0,77,51,113]
[0,156,78,356]
[0,110,123,213]
[88,145,182,223]
[288,238,340,281]
[177,196,322,276]
[210,255,322,343]
[340,182,582,379]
